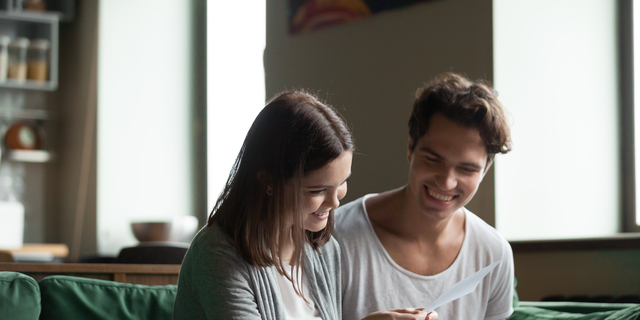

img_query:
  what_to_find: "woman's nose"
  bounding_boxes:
[325,189,343,209]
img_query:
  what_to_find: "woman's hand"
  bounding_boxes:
[361,308,438,320]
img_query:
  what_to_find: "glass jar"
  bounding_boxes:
[24,0,46,12]
[27,39,49,82]
[8,38,29,82]
[0,36,11,82]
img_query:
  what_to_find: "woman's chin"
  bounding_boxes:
[305,222,328,233]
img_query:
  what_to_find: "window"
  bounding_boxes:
[493,0,619,240]
[207,1,266,211]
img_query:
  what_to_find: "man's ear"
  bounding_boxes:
[481,158,494,180]
[407,138,414,163]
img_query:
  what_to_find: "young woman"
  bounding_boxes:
[173,91,436,320]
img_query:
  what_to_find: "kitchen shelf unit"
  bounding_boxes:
[0,10,58,91]
[0,9,59,163]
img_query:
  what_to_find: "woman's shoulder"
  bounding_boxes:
[322,236,340,253]
[185,223,244,267]
[312,236,341,264]
[191,223,233,249]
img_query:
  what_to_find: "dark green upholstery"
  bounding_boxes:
[508,278,640,320]
[1,271,639,320]
[517,301,638,314]
[508,304,640,320]
[0,271,41,320]
[39,275,177,320]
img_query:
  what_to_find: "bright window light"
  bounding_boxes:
[207,2,266,212]
[494,0,618,240]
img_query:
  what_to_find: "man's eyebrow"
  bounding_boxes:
[420,147,444,159]
[306,173,352,189]
[421,147,483,169]
[460,162,483,169]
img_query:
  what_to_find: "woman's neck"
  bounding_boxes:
[279,230,295,264]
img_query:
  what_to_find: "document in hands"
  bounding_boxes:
[424,258,503,312]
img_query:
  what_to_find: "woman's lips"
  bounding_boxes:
[312,211,330,220]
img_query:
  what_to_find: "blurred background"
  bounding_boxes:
[0,0,639,302]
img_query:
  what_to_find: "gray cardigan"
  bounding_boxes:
[173,224,342,320]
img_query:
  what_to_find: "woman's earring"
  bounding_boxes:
[266,188,273,195]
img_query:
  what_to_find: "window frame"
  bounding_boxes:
[621,0,637,232]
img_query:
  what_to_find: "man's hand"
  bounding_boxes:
[361,308,438,320]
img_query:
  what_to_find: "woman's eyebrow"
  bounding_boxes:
[306,173,351,189]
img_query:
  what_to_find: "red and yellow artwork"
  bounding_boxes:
[289,0,437,35]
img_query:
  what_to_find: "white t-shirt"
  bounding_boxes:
[334,194,514,320]
[273,264,322,320]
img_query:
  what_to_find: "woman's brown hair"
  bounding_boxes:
[409,72,512,166]
[207,90,353,298]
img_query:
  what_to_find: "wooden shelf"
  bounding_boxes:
[0,79,57,91]
[0,262,181,285]
[4,149,52,162]
[0,11,60,23]
[5,243,69,257]
[0,108,49,120]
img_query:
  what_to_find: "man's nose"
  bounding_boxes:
[435,168,457,191]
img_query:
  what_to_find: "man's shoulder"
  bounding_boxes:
[463,208,512,254]
[334,194,376,240]
[335,194,372,222]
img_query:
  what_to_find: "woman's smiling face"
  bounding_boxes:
[300,150,353,232]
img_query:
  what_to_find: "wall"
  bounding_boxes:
[265,0,496,223]
[47,0,98,258]
[514,249,640,301]
[265,0,640,302]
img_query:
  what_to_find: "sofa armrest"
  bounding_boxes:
[0,271,41,320]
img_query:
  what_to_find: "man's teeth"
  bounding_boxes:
[427,188,454,201]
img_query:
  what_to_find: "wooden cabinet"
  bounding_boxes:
[0,262,181,286]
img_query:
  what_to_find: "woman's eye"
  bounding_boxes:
[309,190,326,195]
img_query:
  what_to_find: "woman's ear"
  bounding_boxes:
[257,171,273,195]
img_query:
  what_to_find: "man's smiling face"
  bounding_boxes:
[407,113,488,221]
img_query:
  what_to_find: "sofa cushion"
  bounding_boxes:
[508,305,640,320]
[0,271,41,320]
[39,275,177,320]
[518,301,638,314]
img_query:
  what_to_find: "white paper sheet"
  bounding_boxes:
[424,258,503,312]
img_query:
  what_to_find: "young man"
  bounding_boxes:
[334,73,514,320]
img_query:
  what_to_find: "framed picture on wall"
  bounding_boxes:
[289,0,438,34]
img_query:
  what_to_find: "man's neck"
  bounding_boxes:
[366,186,466,276]
[368,186,461,243]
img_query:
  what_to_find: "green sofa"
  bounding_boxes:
[1,271,639,320]
[0,271,176,320]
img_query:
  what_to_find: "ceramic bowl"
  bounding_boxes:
[131,216,199,243]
